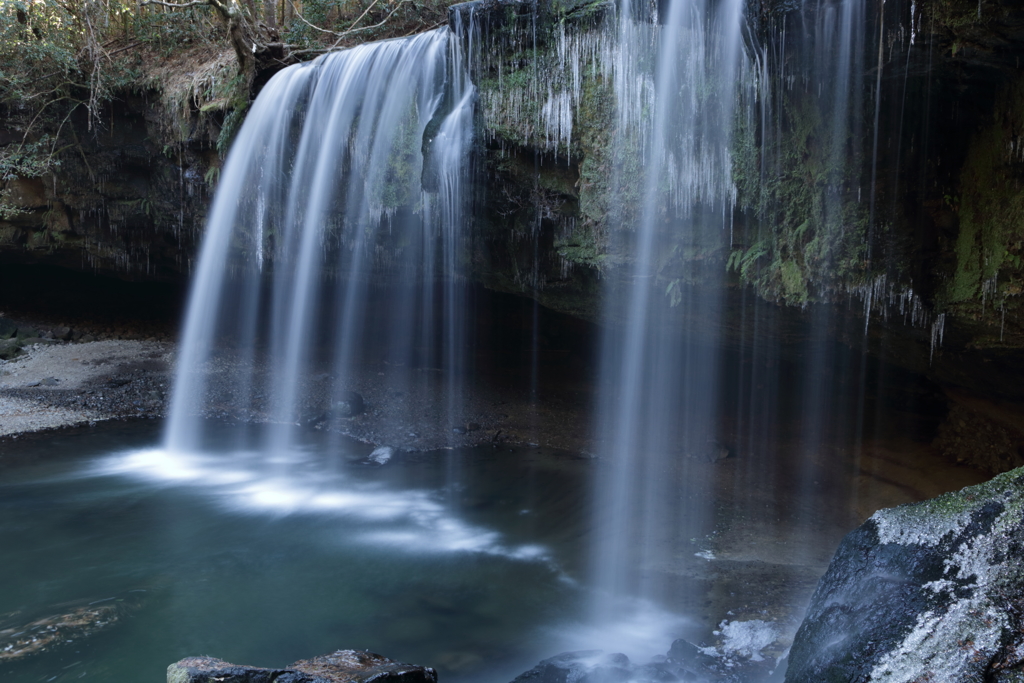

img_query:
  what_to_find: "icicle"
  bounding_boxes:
[930,313,946,365]
[982,276,997,308]
[864,285,872,335]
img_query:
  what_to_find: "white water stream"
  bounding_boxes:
[166,28,474,456]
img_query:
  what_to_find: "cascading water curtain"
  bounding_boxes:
[726,0,873,573]
[592,0,748,618]
[166,28,475,454]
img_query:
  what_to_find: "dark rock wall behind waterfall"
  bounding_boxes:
[2,0,1024,400]
[0,91,218,281]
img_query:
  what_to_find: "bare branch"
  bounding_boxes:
[106,41,144,56]
[23,82,72,102]
[288,0,410,56]
[69,123,95,182]
[48,102,84,162]
[349,3,408,34]
[140,0,210,8]
[285,0,401,39]
[22,71,65,87]
[20,96,74,148]
[340,0,384,34]
[207,0,231,16]
[285,0,352,36]
[399,19,443,38]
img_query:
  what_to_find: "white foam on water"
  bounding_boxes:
[368,446,394,464]
[547,598,693,664]
[713,619,779,662]
[92,448,552,563]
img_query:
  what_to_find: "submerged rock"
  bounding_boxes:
[0,594,144,662]
[511,640,784,683]
[0,337,21,360]
[167,650,437,683]
[333,392,365,419]
[15,326,40,341]
[683,439,731,463]
[510,651,631,683]
[786,466,1024,683]
[307,392,367,426]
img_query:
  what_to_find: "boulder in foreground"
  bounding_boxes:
[786,467,1024,683]
[168,649,438,683]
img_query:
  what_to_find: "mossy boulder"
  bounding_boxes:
[786,467,1024,682]
[167,650,437,683]
[0,337,22,360]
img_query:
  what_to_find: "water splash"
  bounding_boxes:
[95,446,549,562]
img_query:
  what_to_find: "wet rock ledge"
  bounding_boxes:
[786,466,1024,683]
[167,650,437,683]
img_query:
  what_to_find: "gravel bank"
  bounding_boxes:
[0,340,173,437]
[0,339,594,452]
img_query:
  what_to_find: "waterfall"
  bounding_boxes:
[165,28,475,454]
[592,0,749,615]
[157,0,929,662]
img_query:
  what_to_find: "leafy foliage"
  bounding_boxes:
[940,75,1024,320]
[0,0,226,215]
[730,86,870,306]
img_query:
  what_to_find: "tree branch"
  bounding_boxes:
[339,0,385,34]
[285,0,356,36]
[288,0,409,56]
[285,0,405,39]
[399,19,443,38]
[140,0,210,8]
[106,41,144,56]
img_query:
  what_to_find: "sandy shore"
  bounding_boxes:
[0,340,173,437]
[0,338,595,453]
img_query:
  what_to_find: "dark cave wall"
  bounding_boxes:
[0,90,218,282]
[1,0,1023,400]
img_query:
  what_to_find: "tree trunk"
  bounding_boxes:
[263,0,277,29]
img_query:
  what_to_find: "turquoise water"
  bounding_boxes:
[0,421,660,683]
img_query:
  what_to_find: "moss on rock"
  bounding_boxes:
[938,75,1024,338]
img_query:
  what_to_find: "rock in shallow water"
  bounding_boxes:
[0,594,144,662]
[368,446,394,464]
[333,392,365,418]
[510,651,632,683]
[786,466,1024,683]
[511,641,784,683]
[167,650,437,683]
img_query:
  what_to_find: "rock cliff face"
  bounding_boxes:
[0,82,218,281]
[785,467,1024,683]
[454,0,1024,341]
[2,0,1024,405]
